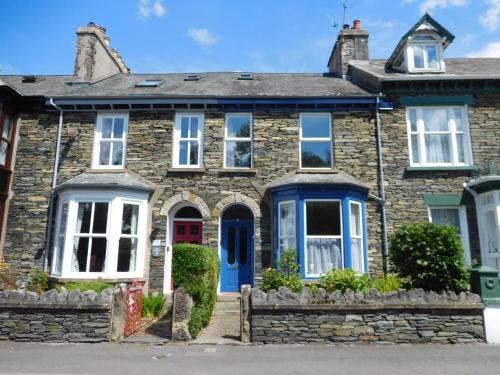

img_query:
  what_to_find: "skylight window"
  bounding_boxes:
[238,74,253,80]
[135,79,162,87]
[185,75,200,81]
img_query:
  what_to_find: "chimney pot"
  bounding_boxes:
[353,20,361,29]
[343,24,350,30]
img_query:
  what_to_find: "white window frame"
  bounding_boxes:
[406,40,444,73]
[278,200,296,253]
[224,113,253,169]
[304,199,343,277]
[52,189,148,279]
[406,106,473,167]
[427,205,471,266]
[92,113,129,169]
[476,191,500,269]
[299,113,333,169]
[349,200,365,273]
[172,112,204,168]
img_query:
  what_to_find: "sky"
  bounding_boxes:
[0,0,499,76]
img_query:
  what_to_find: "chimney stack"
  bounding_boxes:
[327,19,369,79]
[73,22,129,82]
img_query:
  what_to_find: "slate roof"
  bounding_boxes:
[0,72,372,99]
[265,171,369,191]
[55,170,156,193]
[350,58,500,80]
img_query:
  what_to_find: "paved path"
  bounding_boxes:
[0,342,500,374]
[193,298,241,344]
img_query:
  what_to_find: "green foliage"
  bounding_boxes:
[57,280,112,293]
[389,222,470,292]
[172,243,220,338]
[372,274,406,293]
[262,249,303,292]
[27,269,49,294]
[319,269,372,293]
[142,293,166,318]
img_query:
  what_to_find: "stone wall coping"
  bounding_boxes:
[252,303,484,311]
[0,287,114,307]
[0,302,111,310]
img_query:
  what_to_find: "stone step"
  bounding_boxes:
[217,293,241,302]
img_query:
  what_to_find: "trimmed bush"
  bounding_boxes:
[262,249,303,293]
[142,293,167,318]
[320,269,372,293]
[172,243,220,338]
[389,222,469,292]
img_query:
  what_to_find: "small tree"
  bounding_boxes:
[389,222,469,292]
[262,248,303,292]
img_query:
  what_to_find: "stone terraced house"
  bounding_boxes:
[0,14,499,294]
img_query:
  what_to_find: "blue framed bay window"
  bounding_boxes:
[272,184,369,279]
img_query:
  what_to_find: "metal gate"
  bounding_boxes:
[124,280,144,337]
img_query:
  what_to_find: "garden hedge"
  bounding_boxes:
[172,243,220,337]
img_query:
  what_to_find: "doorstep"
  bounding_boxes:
[217,293,241,302]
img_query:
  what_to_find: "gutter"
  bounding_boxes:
[375,95,390,272]
[44,98,64,272]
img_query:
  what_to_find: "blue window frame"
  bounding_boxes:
[273,184,368,279]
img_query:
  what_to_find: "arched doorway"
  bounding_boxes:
[172,206,203,245]
[220,204,254,292]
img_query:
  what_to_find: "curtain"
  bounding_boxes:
[306,238,342,275]
[72,205,84,272]
[425,134,451,163]
[129,206,139,272]
[351,238,363,273]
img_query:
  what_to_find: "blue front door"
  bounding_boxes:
[220,220,253,292]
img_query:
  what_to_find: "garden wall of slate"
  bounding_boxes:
[0,288,114,343]
[250,287,485,344]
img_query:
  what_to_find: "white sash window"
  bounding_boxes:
[92,113,129,168]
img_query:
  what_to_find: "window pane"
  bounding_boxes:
[76,202,92,233]
[408,109,418,132]
[423,109,449,132]
[431,209,461,233]
[279,238,296,252]
[176,224,185,235]
[279,202,295,238]
[117,238,138,272]
[226,141,251,168]
[102,118,113,138]
[301,141,332,168]
[306,238,342,275]
[2,116,13,139]
[92,203,109,234]
[113,118,124,139]
[179,141,188,165]
[425,45,438,69]
[456,134,465,163]
[411,134,420,163]
[122,204,139,235]
[190,117,198,138]
[89,238,107,272]
[306,201,341,236]
[111,141,123,166]
[240,227,248,266]
[453,109,464,131]
[350,203,361,236]
[228,226,236,265]
[425,134,451,163]
[413,45,424,68]
[55,203,69,274]
[99,141,111,165]
[485,210,499,254]
[351,238,363,273]
[0,141,7,165]
[180,117,189,138]
[227,115,251,138]
[189,141,198,165]
[190,225,199,235]
[301,115,330,138]
[73,237,89,272]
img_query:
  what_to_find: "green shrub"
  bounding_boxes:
[27,269,49,294]
[262,249,303,292]
[142,293,166,318]
[320,269,372,293]
[57,280,112,294]
[172,243,220,338]
[389,222,469,292]
[372,274,406,293]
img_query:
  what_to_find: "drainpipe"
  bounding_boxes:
[44,98,64,272]
[375,95,390,272]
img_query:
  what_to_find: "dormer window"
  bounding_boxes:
[406,35,443,73]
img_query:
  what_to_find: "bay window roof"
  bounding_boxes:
[265,171,369,191]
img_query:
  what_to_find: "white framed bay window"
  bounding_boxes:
[224,113,252,168]
[92,113,129,169]
[173,112,204,168]
[407,106,472,167]
[51,190,148,279]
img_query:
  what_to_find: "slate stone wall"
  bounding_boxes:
[0,288,113,343]
[2,109,383,290]
[251,287,485,344]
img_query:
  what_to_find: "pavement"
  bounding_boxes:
[193,298,241,345]
[0,341,500,374]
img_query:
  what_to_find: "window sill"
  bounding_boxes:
[219,168,257,174]
[167,167,205,173]
[49,276,145,283]
[406,166,479,172]
[297,168,338,174]
[86,168,127,173]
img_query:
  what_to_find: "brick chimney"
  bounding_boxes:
[74,22,129,82]
[327,19,369,79]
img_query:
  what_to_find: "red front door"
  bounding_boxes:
[173,221,203,245]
